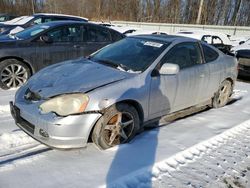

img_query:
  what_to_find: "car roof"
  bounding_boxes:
[29,21,122,33]
[130,34,198,43]
[33,13,88,21]
[36,20,85,26]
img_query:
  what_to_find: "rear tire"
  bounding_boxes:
[212,80,232,108]
[0,59,31,90]
[92,103,140,150]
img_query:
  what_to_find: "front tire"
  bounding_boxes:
[92,103,140,150]
[0,59,31,90]
[212,80,232,108]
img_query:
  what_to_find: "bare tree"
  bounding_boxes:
[0,0,249,26]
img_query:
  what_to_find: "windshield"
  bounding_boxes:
[13,24,50,40]
[90,37,169,72]
[0,16,7,22]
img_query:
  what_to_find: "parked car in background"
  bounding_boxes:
[109,25,139,35]
[126,29,167,36]
[10,35,238,150]
[231,38,250,53]
[176,30,232,54]
[0,21,124,89]
[229,36,250,47]
[0,13,17,22]
[0,13,88,36]
[109,25,168,36]
[236,50,250,77]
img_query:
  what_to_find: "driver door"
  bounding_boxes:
[34,24,85,70]
[149,42,205,119]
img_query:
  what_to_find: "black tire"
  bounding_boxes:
[0,59,31,90]
[92,103,140,150]
[212,80,232,108]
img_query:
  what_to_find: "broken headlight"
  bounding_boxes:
[39,94,89,116]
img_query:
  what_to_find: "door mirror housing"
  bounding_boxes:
[239,41,245,45]
[40,35,53,44]
[159,63,179,75]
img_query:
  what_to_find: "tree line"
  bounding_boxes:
[0,0,250,26]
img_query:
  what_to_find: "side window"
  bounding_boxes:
[27,18,42,27]
[202,44,219,62]
[87,26,111,42]
[0,16,6,22]
[32,18,42,24]
[43,18,53,23]
[110,30,124,41]
[45,25,82,42]
[51,17,69,21]
[163,42,202,69]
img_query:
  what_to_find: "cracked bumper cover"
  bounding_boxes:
[10,101,102,149]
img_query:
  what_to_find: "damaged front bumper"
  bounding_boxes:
[10,101,102,149]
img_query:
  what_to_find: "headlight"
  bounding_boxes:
[39,94,89,116]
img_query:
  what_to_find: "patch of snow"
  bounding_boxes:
[0,105,10,115]
[4,16,34,25]
[9,26,24,35]
[0,81,250,187]
[0,131,41,158]
[105,119,250,187]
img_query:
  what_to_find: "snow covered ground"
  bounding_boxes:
[0,80,250,188]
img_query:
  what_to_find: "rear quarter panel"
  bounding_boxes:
[219,54,238,84]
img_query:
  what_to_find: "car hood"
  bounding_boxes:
[0,34,18,42]
[26,58,129,98]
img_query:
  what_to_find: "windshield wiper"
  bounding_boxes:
[94,59,129,72]
[97,59,118,68]
[89,57,136,72]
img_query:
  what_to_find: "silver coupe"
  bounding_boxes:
[10,35,238,149]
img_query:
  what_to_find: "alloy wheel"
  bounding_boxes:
[1,64,28,88]
[103,112,135,146]
[217,81,231,106]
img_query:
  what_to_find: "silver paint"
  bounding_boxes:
[13,36,238,148]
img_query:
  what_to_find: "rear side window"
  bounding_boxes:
[110,30,124,41]
[202,44,219,62]
[46,25,82,42]
[87,26,111,42]
[164,42,202,69]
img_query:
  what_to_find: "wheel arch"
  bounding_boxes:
[224,77,235,95]
[115,99,144,124]
[225,77,234,85]
[0,56,34,75]
[87,99,144,142]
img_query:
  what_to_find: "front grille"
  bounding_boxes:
[18,117,35,134]
[11,103,35,134]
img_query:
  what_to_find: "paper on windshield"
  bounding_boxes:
[144,41,163,48]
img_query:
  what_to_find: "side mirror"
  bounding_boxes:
[40,35,53,43]
[159,63,179,75]
[239,41,245,45]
